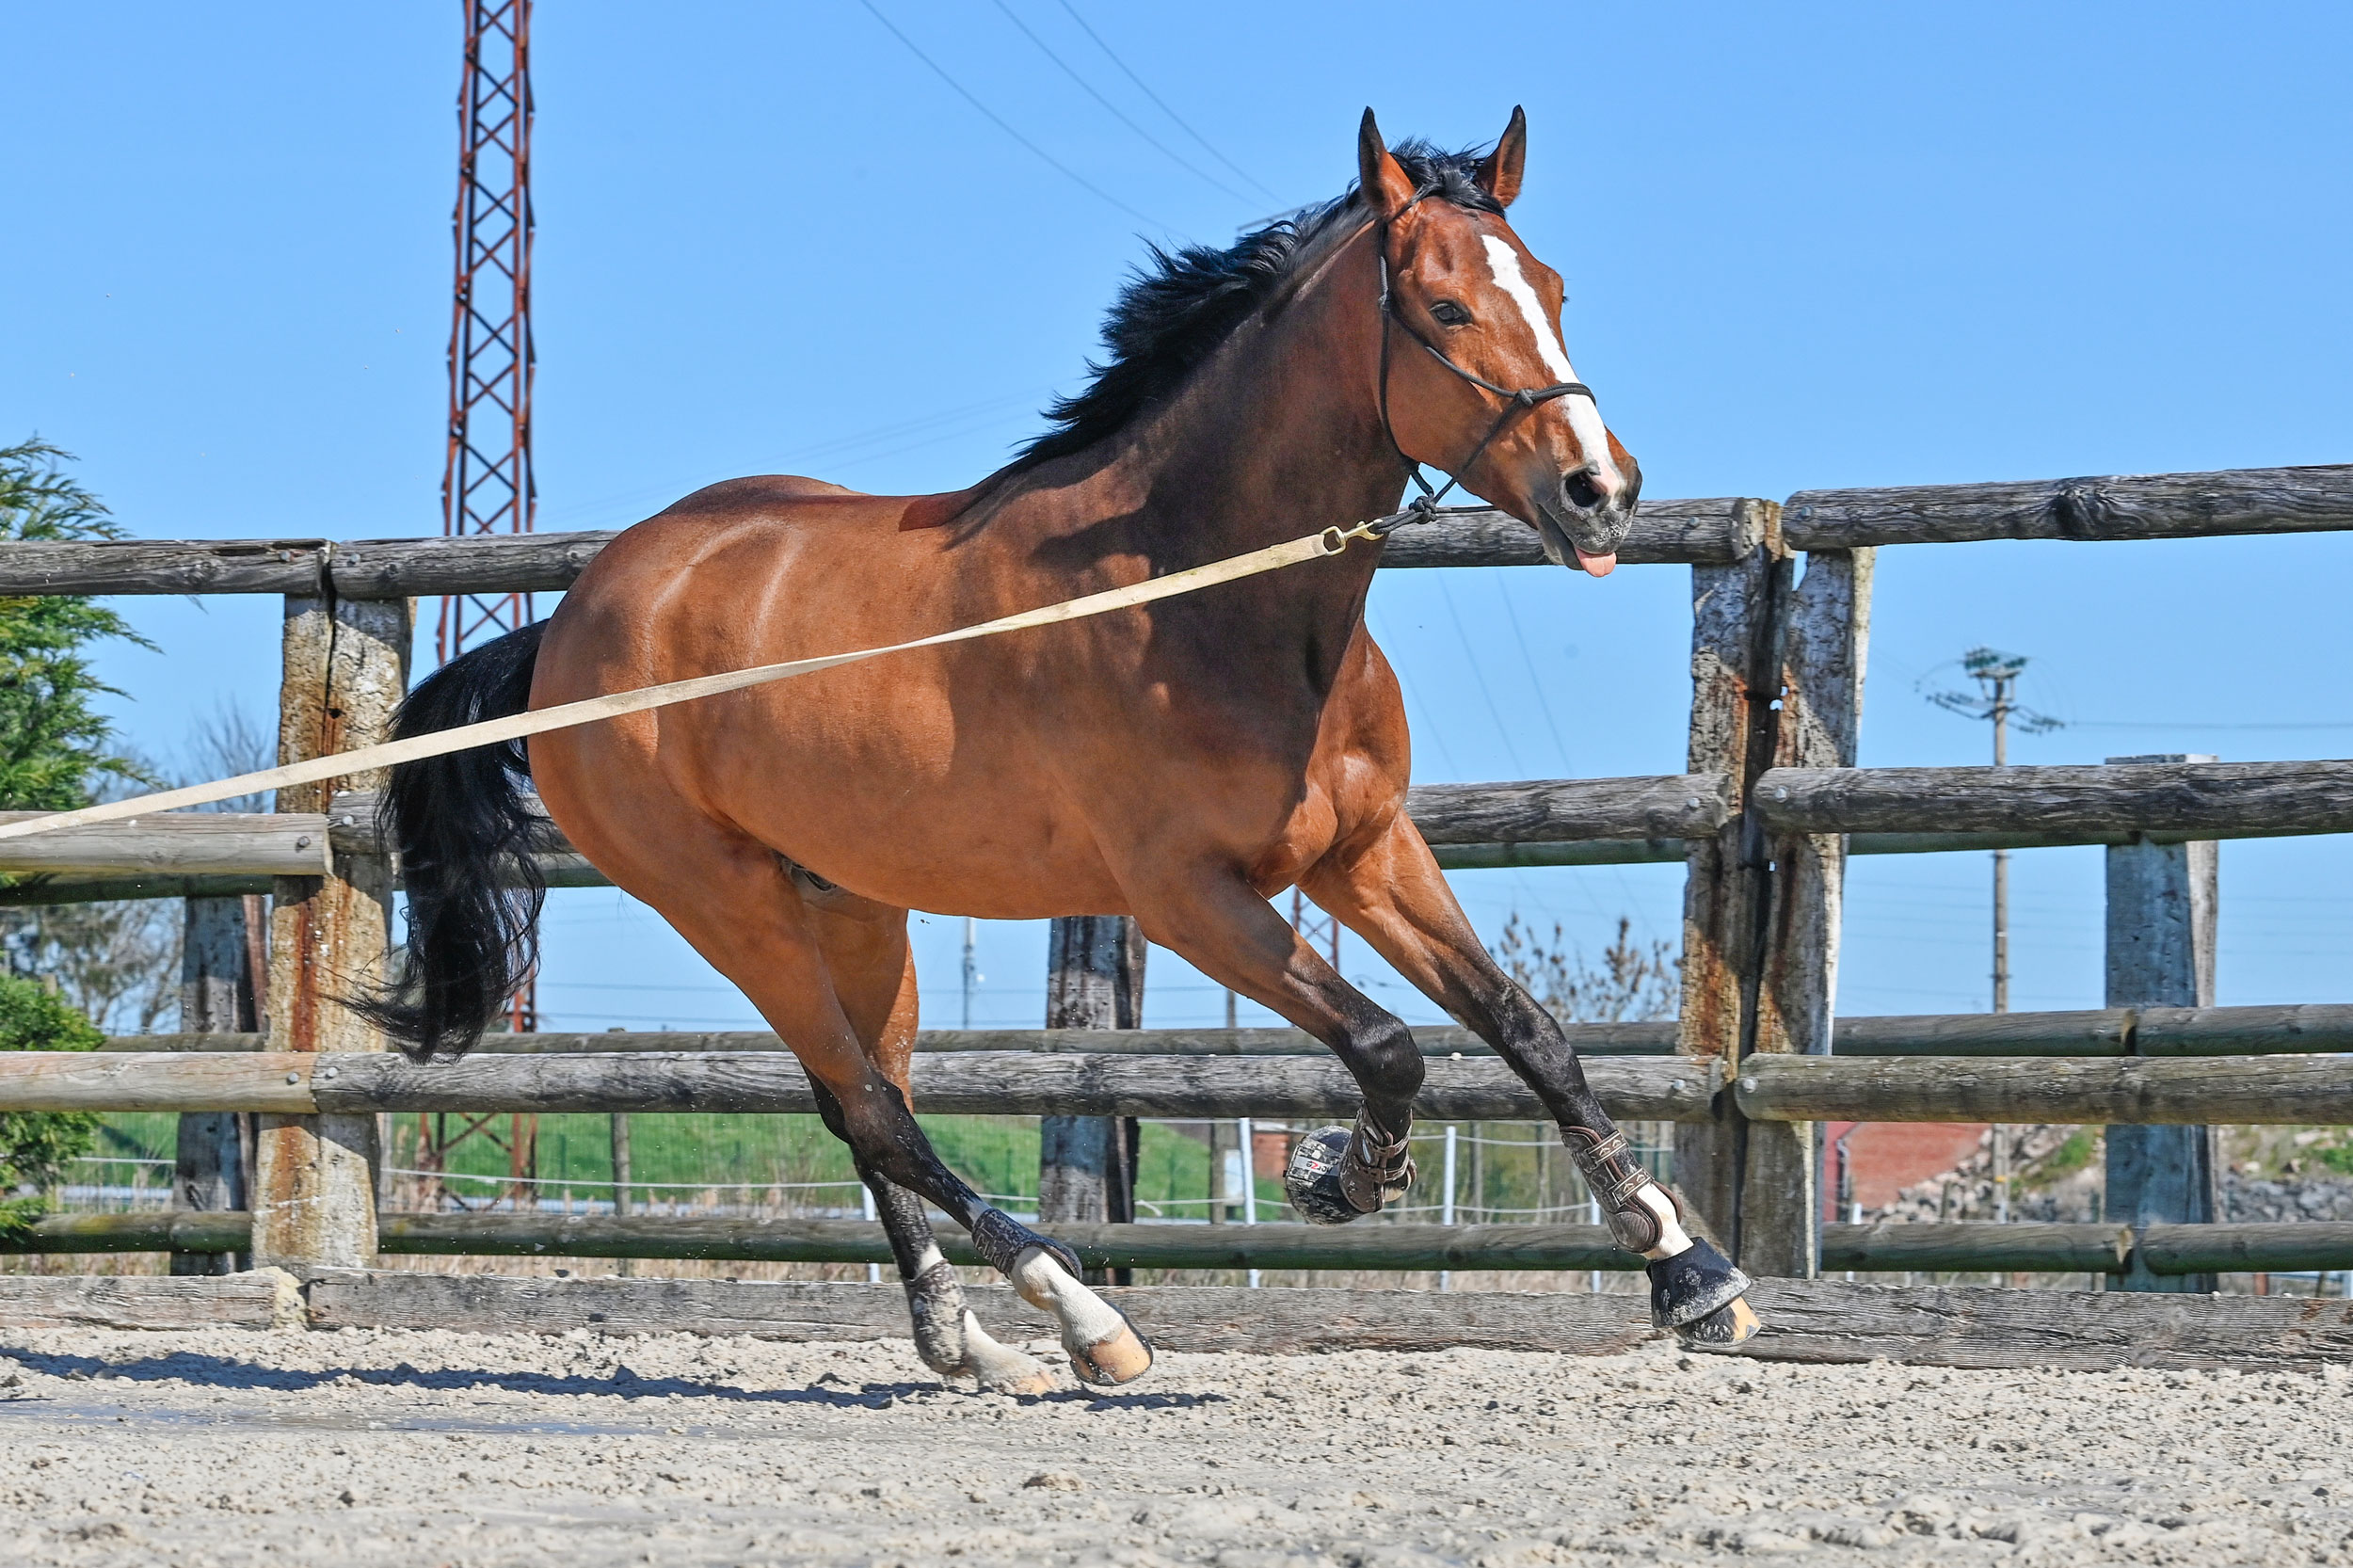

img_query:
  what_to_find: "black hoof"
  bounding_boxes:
[1646,1239,1752,1331]
[1677,1296,1762,1348]
[1284,1126,1369,1225]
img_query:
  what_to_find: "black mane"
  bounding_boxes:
[1009,140,1502,472]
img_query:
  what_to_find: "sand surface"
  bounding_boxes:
[2,1321,2348,1566]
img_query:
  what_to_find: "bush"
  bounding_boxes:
[0,973,104,1237]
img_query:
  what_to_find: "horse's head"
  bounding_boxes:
[1360,108,1640,576]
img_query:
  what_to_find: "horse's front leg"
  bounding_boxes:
[1128,869,1425,1226]
[1300,812,1760,1346]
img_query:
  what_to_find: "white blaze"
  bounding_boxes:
[1478,234,1622,498]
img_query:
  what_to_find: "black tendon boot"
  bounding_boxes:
[1285,1112,1416,1225]
[1564,1127,1754,1335]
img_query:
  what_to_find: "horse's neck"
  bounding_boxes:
[1117,234,1403,555]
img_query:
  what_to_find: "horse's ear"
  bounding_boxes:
[1357,108,1417,218]
[1475,105,1528,207]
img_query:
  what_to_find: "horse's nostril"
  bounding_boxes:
[1563,471,1605,511]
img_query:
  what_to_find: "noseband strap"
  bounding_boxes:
[1370,193,1598,536]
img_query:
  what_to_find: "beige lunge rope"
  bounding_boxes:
[0,520,1385,845]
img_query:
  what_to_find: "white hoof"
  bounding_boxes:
[957,1310,1058,1395]
[1008,1244,1155,1386]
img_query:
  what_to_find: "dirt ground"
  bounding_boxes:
[2,1320,2348,1567]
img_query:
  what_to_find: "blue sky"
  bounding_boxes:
[5,2,2348,1032]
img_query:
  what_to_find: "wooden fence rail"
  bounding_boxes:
[3,463,2342,600]
[7,757,2347,898]
[1736,1054,2353,1125]
[0,1050,1715,1121]
[14,1213,2352,1275]
[1753,760,2353,839]
[11,1048,2350,1123]
[92,1001,2353,1059]
[1780,463,2353,550]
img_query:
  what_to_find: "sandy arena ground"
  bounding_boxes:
[1,1320,2348,1567]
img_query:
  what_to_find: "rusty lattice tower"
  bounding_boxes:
[439,0,536,664]
[423,0,539,1203]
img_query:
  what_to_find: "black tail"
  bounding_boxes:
[355,620,550,1062]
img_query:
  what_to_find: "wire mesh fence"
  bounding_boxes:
[58,1112,1672,1228]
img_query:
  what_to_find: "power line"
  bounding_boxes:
[987,0,1256,206]
[857,0,1178,233]
[1437,577,1530,778]
[1491,574,1576,773]
[1050,0,1281,203]
[2057,718,2353,731]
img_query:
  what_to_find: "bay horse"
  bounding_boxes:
[368,109,1757,1388]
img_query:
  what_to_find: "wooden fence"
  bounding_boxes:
[2,460,2349,1291]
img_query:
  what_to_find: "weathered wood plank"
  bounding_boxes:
[253,593,406,1271]
[0,500,1754,604]
[0,872,279,906]
[1730,1279,2353,1371]
[2134,1003,2353,1056]
[1379,499,1768,568]
[289,1272,2353,1368]
[315,1052,1718,1121]
[0,1272,294,1330]
[1407,774,1731,844]
[0,810,329,876]
[1781,463,2353,550]
[0,1052,318,1112]
[1737,1053,2353,1125]
[299,1272,1666,1356]
[1675,536,1789,1251]
[2105,760,2222,1292]
[90,1003,2353,1061]
[1755,759,2353,838]
[24,1210,2345,1282]
[329,531,618,597]
[2138,1223,2353,1275]
[2,1049,1716,1119]
[1830,1009,2136,1057]
[0,538,326,595]
[5,1210,252,1254]
[1817,1222,2129,1273]
[1743,547,1872,1277]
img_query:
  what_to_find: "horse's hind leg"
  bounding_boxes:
[1303,812,1758,1346]
[803,899,1053,1393]
[617,828,1153,1385]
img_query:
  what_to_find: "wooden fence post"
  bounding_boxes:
[1742,547,1874,1277]
[1675,506,1787,1253]
[2105,752,2220,1292]
[1040,916,1144,1283]
[170,896,257,1274]
[250,589,409,1270]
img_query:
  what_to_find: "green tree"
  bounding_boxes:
[0,438,151,809]
[0,973,104,1238]
[0,443,180,1036]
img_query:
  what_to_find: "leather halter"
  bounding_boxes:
[1369,191,1599,536]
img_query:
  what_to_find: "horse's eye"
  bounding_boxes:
[1430,300,1472,328]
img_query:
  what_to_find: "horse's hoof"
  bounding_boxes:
[1645,1239,1752,1330]
[1285,1125,1370,1225]
[958,1310,1059,1396]
[1067,1303,1155,1387]
[1676,1295,1762,1349]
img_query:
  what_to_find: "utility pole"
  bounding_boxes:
[960,916,980,1029]
[1925,648,2060,1224]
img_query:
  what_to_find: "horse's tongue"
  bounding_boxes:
[1575,549,1618,577]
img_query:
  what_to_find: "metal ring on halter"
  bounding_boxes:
[1370,191,1597,519]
